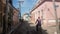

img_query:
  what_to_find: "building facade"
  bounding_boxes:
[22,13,30,21]
[30,0,60,34]
[0,0,19,34]
[13,7,19,26]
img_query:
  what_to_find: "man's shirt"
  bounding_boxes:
[37,19,41,26]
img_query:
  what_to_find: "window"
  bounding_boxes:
[58,18,60,30]
[38,11,40,14]
[47,8,50,11]
[41,9,43,11]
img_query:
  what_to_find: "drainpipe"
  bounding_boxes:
[41,9,43,25]
[52,0,59,34]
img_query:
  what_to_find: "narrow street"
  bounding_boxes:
[0,0,60,34]
[11,20,48,34]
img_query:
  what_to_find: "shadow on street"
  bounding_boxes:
[11,19,48,34]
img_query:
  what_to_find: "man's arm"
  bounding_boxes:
[35,19,38,24]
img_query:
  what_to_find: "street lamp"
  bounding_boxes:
[18,1,24,19]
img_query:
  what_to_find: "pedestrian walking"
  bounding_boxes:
[35,17,42,32]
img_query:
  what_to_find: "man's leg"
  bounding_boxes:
[36,24,38,31]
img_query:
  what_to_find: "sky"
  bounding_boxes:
[13,0,37,15]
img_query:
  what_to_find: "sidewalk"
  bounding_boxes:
[8,22,21,34]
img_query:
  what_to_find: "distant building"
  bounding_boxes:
[22,13,30,21]
[0,0,19,34]
[30,0,60,34]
